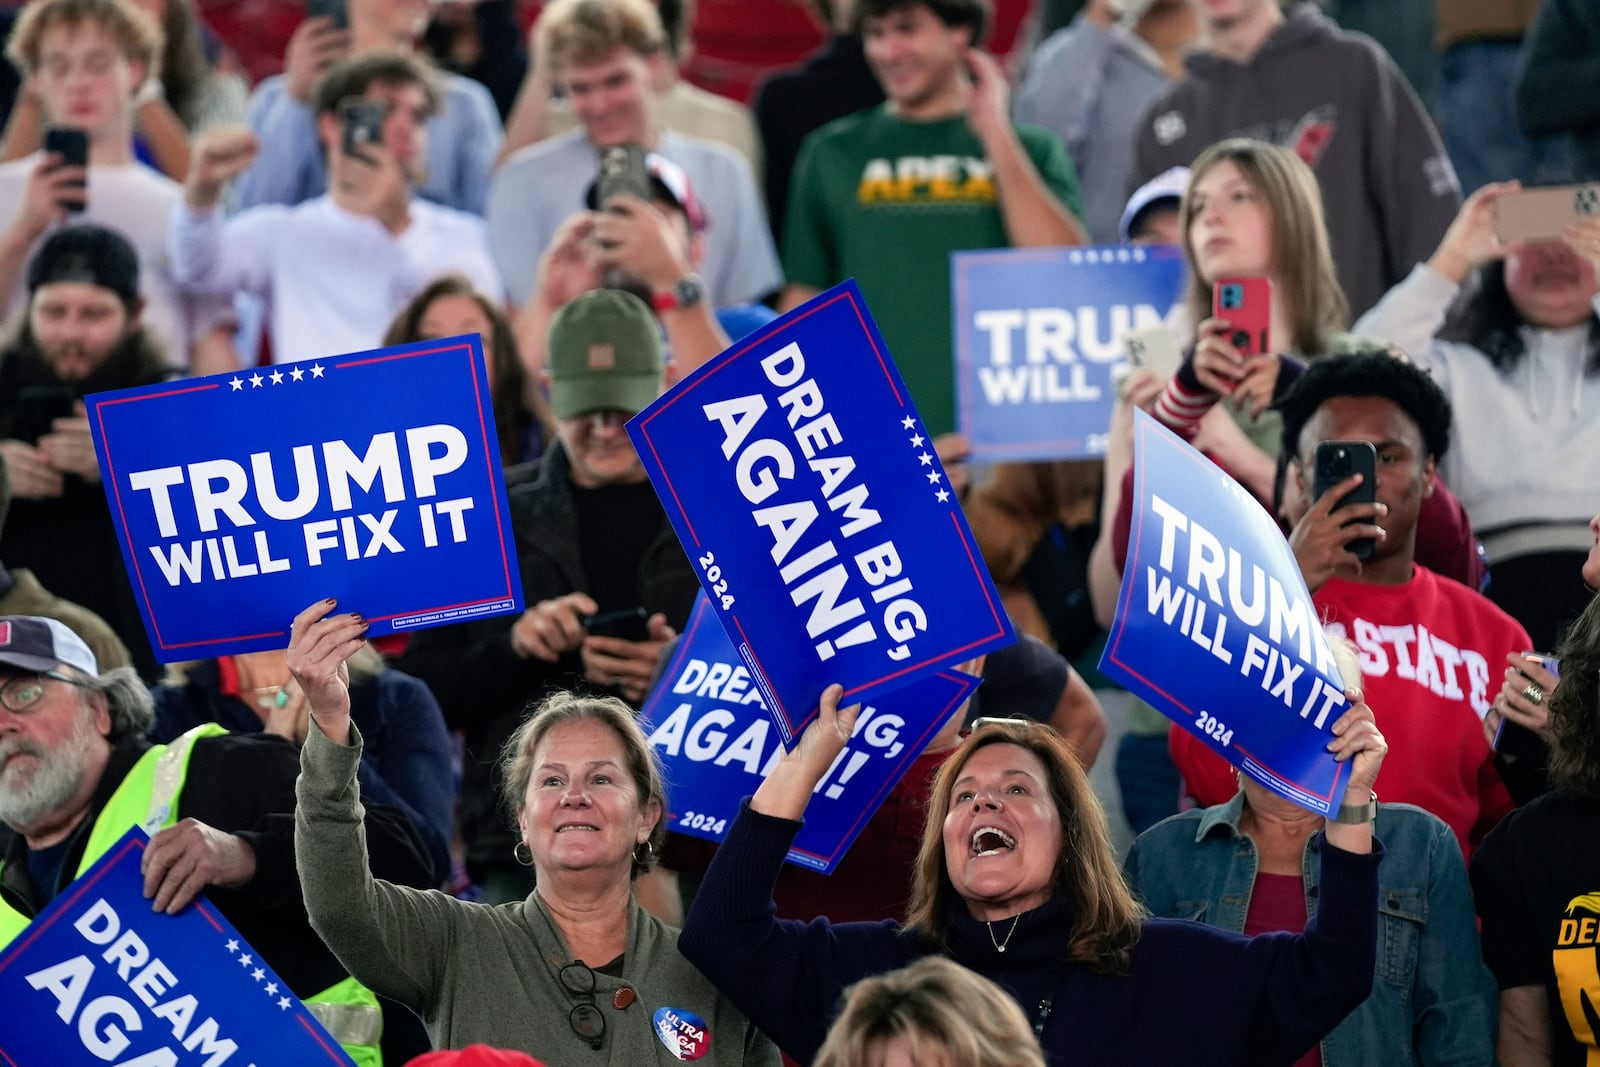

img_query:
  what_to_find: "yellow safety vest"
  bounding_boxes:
[0,725,383,1066]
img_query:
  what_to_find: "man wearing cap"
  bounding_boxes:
[487,0,781,314]
[1121,165,1188,246]
[511,151,777,383]
[0,614,434,1065]
[171,52,502,365]
[399,288,697,903]
[0,0,237,372]
[0,225,170,681]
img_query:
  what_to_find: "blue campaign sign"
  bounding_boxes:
[642,594,981,873]
[627,280,1014,746]
[1098,411,1352,815]
[952,244,1185,461]
[0,829,353,1066]
[87,335,523,662]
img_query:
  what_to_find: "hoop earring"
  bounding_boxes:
[632,840,654,867]
[513,841,535,867]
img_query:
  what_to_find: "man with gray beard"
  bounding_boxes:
[0,615,433,1062]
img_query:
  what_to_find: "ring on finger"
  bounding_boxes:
[1522,682,1545,706]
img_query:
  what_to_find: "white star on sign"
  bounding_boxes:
[278,997,291,1010]
[269,370,284,385]
[229,378,243,392]
[901,416,916,430]
[252,968,265,982]
[936,489,951,502]
[249,373,263,388]
[909,434,924,448]
[265,983,278,995]
[310,363,326,379]
[290,366,305,382]
[226,940,239,953]
[927,471,942,484]
[239,954,253,966]
[918,453,933,466]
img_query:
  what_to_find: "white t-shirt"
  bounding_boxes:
[167,194,504,364]
[0,156,233,367]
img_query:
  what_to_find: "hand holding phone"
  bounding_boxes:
[1312,440,1378,560]
[583,606,650,642]
[1491,651,1561,751]
[43,127,88,214]
[1212,277,1272,357]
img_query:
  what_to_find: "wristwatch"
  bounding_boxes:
[652,273,705,313]
[1332,790,1378,825]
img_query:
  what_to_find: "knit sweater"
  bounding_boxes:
[295,722,778,1065]
[680,801,1381,1066]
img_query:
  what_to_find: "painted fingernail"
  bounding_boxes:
[324,597,337,605]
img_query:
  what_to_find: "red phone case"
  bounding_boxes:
[1212,277,1273,357]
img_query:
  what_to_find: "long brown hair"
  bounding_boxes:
[1550,594,1600,798]
[383,275,554,466]
[904,721,1144,974]
[1180,138,1348,357]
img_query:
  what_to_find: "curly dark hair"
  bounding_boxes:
[1436,260,1600,376]
[1549,594,1600,798]
[1276,348,1452,463]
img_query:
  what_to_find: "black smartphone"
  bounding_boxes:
[8,385,77,444]
[583,606,649,642]
[595,145,653,209]
[1312,440,1378,560]
[338,98,386,162]
[306,0,348,30]
[43,127,88,213]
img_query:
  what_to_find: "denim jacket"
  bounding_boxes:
[1125,793,1498,1066]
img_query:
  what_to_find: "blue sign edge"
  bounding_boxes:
[1096,413,1350,816]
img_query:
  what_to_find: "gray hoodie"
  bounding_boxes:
[1130,3,1460,317]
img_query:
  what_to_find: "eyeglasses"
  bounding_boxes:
[559,960,606,1050]
[0,671,87,714]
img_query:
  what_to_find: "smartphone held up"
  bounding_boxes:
[1212,276,1272,357]
[1312,440,1378,561]
[44,127,88,214]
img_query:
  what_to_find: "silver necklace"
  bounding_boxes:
[985,914,1021,954]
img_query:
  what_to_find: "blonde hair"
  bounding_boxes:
[536,0,666,69]
[1180,138,1348,357]
[814,957,1047,1067]
[7,0,162,78]
[905,721,1144,974]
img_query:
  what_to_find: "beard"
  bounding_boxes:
[0,713,98,834]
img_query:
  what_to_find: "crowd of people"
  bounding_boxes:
[0,0,1598,1064]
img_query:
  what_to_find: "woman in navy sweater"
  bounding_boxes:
[680,684,1388,1066]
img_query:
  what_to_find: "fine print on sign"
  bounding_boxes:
[0,829,354,1066]
[952,244,1185,461]
[1099,411,1351,815]
[640,594,980,872]
[87,334,524,661]
[628,280,1014,746]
